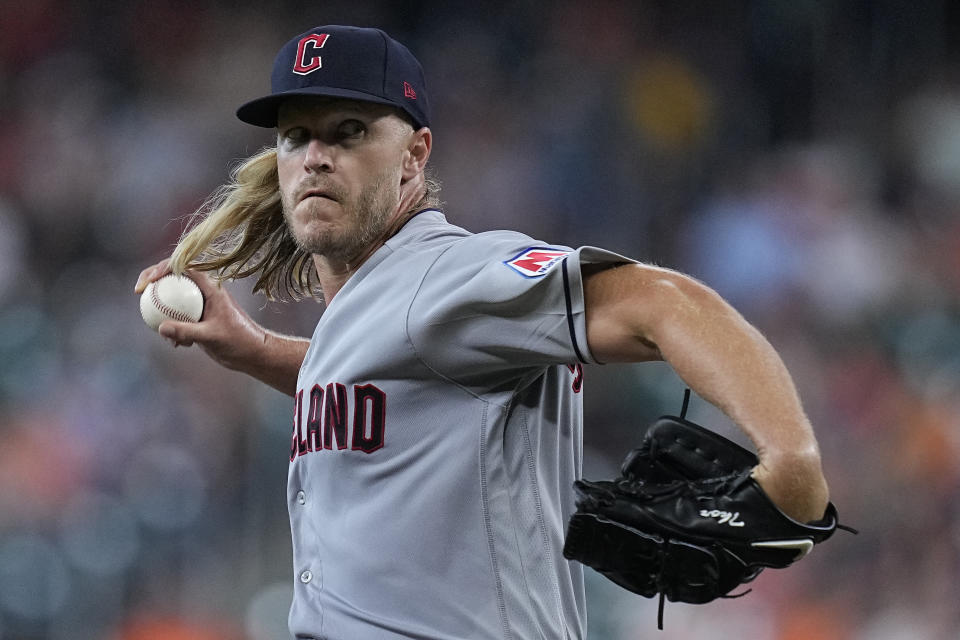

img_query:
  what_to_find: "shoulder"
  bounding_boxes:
[427,230,575,282]
[389,212,570,270]
[385,210,472,253]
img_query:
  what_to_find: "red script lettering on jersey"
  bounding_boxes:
[505,248,571,277]
[293,33,330,75]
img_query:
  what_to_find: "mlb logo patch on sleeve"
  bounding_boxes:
[504,247,572,277]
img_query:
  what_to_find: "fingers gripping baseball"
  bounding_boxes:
[134,258,172,295]
[136,260,267,372]
[157,319,202,347]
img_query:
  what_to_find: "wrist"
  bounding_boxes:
[752,448,829,523]
[236,321,271,373]
[759,443,823,473]
[220,311,268,374]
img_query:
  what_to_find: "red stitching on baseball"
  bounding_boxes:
[150,277,200,323]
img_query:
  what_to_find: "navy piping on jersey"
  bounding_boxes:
[394,208,443,236]
[561,257,587,364]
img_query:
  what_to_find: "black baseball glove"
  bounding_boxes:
[563,393,854,629]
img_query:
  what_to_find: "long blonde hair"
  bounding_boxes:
[169,146,441,301]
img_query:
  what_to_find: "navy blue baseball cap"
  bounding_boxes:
[236,25,431,129]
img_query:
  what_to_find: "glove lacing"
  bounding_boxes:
[653,544,753,631]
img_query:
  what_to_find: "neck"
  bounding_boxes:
[312,207,422,303]
[312,255,354,303]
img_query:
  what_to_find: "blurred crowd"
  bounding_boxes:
[1,1,958,638]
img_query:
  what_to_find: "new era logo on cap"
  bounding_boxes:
[236,25,431,130]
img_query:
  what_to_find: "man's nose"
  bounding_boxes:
[303,139,334,173]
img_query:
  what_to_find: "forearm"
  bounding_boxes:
[644,277,829,521]
[652,281,815,459]
[236,329,310,397]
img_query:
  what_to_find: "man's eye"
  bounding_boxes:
[337,120,366,139]
[282,127,309,144]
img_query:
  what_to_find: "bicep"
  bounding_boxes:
[583,263,702,363]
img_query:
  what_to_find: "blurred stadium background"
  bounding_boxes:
[1,1,959,638]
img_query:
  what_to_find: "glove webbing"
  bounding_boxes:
[652,540,753,631]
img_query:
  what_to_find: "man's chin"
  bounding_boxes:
[295,232,340,256]
[287,200,392,261]
[295,228,366,261]
[295,198,341,223]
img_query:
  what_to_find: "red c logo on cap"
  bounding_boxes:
[293,34,330,75]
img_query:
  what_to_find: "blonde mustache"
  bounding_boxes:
[294,180,348,204]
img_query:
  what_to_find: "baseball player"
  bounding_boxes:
[135,25,831,640]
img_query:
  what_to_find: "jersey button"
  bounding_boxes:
[296,490,306,505]
[300,570,313,584]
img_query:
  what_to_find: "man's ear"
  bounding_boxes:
[402,127,432,181]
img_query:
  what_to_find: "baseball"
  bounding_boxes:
[140,274,204,331]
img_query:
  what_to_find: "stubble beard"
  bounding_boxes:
[282,173,396,263]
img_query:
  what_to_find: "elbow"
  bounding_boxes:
[628,267,750,358]
[585,264,730,362]
[638,269,720,329]
[651,270,717,306]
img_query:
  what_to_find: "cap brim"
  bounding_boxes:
[236,87,409,127]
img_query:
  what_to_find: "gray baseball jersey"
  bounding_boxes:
[287,210,632,639]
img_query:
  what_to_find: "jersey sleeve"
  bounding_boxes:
[406,232,634,386]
